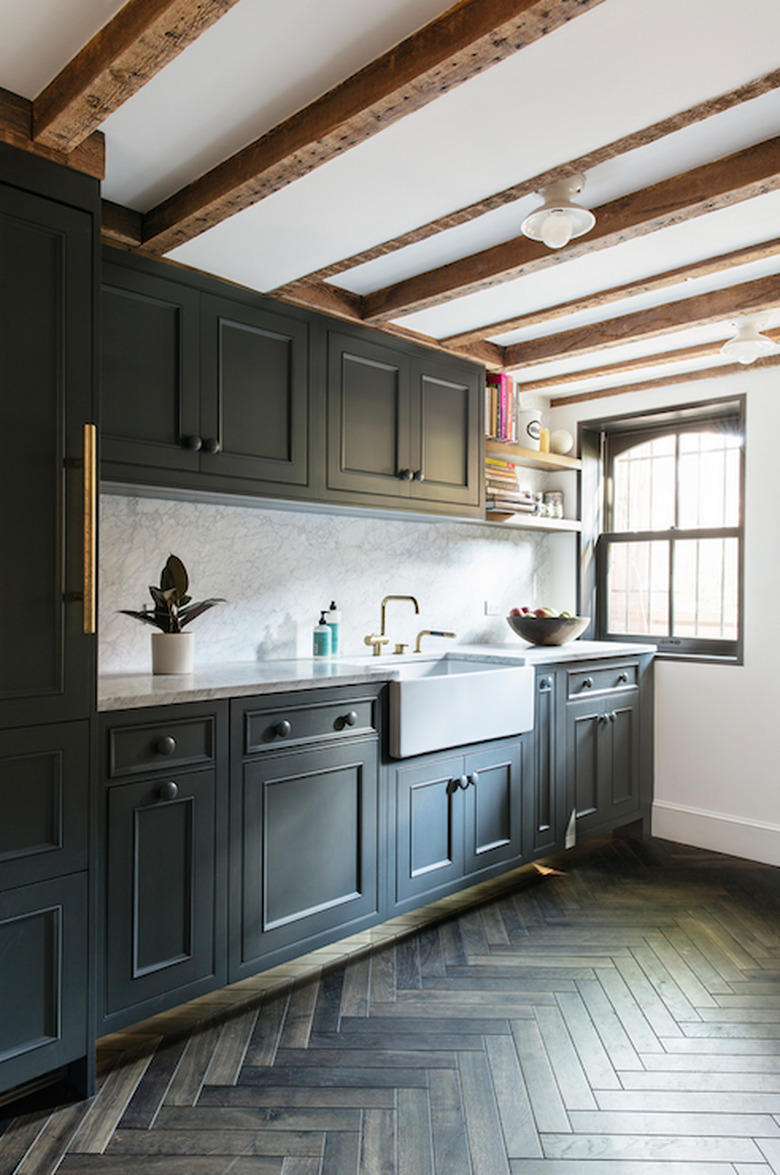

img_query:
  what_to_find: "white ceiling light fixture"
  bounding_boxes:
[521,173,596,250]
[719,319,775,365]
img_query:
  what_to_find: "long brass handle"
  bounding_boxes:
[82,423,97,635]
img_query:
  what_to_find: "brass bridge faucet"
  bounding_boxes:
[364,595,420,656]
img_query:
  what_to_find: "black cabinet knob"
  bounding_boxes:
[413,469,425,483]
[156,735,176,755]
[275,720,292,738]
[617,672,628,683]
[539,677,552,692]
[398,468,413,481]
[158,780,179,801]
[344,710,358,726]
[203,437,221,454]
[582,677,593,689]
[183,435,202,451]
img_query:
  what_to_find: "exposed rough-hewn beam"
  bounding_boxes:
[0,87,104,178]
[554,348,780,406]
[140,0,606,253]
[519,327,780,392]
[444,240,780,348]
[504,273,780,369]
[102,199,144,247]
[362,136,780,323]
[33,0,241,153]
[277,68,780,291]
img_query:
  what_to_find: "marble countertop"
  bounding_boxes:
[98,641,656,711]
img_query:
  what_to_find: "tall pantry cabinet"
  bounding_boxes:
[0,145,97,1096]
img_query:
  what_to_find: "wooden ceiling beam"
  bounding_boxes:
[280,68,780,290]
[362,136,780,323]
[0,87,104,178]
[554,348,780,406]
[139,0,606,254]
[444,239,780,348]
[503,272,780,369]
[33,0,241,153]
[518,327,780,392]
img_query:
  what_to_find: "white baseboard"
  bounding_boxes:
[652,801,780,867]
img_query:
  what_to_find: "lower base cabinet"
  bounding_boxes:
[392,736,528,911]
[0,872,88,1094]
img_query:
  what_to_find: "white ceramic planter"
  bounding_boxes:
[151,631,194,675]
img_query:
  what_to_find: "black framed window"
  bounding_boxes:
[581,397,744,663]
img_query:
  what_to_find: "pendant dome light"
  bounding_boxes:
[720,320,775,365]
[521,173,596,250]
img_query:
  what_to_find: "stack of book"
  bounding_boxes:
[485,458,537,514]
[485,372,518,441]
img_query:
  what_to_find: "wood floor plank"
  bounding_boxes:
[198,1086,396,1109]
[163,1023,225,1108]
[321,1128,360,1175]
[106,1127,325,1156]
[395,936,422,992]
[245,992,292,1069]
[533,1005,598,1111]
[428,1069,471,1175]
[484,1033,543,1159]
[277,980,319,1051]
[340,954,372,1018]
[369,944,396,1005]
[568,1108,780,1137]
[511,1019,570,1134]
[204,1005,260,1088]
[68,1037,160,1152]
[541,1130,764,1161]
[397,1087,433,1175]
[155,1104,362,1130]
[14,1101,93,1175]
[358,1107,395,1175]
[457,1050,510,1175]
[554,991,621,1091]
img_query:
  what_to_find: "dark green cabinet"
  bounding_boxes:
[392,736,526,911]
[0,145,97,1099]
[98,703,228,1033]
[101,253,310,495]
[562,657,651,841]
[326,328,482,514]
[229,687,381,980]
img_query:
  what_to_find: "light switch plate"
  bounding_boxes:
[484,600,501,616]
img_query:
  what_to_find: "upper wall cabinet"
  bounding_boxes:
[326,328,482,516]
[100,249,484,518]
[101,252,309,496]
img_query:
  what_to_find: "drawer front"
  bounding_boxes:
[108,715,216,778]
[567,662,638,699]
[244,694,377,754]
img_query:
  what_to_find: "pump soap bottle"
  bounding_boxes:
[325,601,341,655]
[313,611,332,657]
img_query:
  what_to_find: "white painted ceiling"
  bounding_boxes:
[3,0,780,396]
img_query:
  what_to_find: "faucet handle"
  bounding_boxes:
[364,633,389,657]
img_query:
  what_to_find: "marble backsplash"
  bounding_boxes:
[99,494,553,674]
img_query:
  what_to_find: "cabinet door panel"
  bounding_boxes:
[413,358,481,509]
[105,769,223,1019]
[464,742,522,875]
[571,708,600,820]
[0,873,87,1092]
[394,755,463,904]
[201,296,308,486]
[100,263,200,471]
[608,704,640,814]
[532,673,561,855]
[0,722,88,890]
[233,741,378,977]
[0,185,93,725]
[327,332,411,497]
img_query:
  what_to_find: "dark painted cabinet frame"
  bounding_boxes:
[100,247,484,518]
[0,146,98,1101]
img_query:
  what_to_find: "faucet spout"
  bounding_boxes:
[380,595,420,635]
[414,629,457,654]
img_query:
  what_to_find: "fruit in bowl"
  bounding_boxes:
[507,607,589,646]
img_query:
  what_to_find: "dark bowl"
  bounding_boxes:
[506,614,590,646]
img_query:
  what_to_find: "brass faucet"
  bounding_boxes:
[414,629,457,653]
[364,595,420,656]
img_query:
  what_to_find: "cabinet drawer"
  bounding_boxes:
[567,662,638,699]
[107,715,217,778]
[243,693,377,754]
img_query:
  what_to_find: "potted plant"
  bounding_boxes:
[119,554,224,674]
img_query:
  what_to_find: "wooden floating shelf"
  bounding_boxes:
[485,438,582,472]
[485,512,582,532]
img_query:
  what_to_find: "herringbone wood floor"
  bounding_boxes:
[4,835,780,1174]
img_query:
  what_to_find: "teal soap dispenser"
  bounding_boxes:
[313,611,332,657]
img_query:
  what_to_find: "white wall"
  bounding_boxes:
[99,496,555,673]
[549,365,780,866]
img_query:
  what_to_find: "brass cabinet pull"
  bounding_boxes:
[82,423,97,635]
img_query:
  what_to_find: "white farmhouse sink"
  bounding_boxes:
[386,658,535,758]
